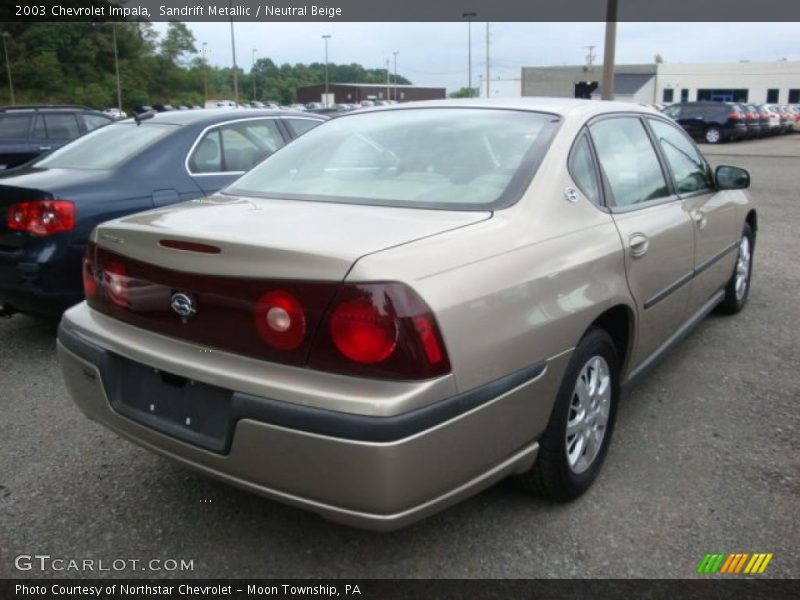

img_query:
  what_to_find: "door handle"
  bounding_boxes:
[692,209,708,230]
[629,233,650,258]
[39,146,52,151]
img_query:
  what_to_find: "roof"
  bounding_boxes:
[594,73,655,96]
[123,108,312,127]
[349,97,661,120]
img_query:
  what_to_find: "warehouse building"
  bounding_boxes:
[519,61,800,104]
[296,83,446,105]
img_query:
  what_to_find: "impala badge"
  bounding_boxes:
[170,292,197,321]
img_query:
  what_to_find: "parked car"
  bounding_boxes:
[0,105,113,170]
[661,101,747,143]
[787,105,800,132]
[774,104,795,133]
[0,109,326,318]
[756,104,782,135]
[752,105,774,136]
[152,104,174,112]
[57,99,756,530]
[102,107,128,120]
[133,105,154,114]
[738,104,762,139]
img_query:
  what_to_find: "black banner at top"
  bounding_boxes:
[2,0,800,22]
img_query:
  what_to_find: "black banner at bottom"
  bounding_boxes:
[2,579,800,600]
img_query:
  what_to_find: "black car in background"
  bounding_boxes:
[0,105,113,170]
[661,101,747,144]
[0,109,326,318]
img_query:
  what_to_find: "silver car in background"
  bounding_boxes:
[57,99,756,530]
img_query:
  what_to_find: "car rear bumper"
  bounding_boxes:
[0,242,84,317]
[57,303,570,530]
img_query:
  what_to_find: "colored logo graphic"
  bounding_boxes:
[697,552,773,574]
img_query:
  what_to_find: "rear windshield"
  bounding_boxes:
[34,122,175,170]
[226,108,560,210]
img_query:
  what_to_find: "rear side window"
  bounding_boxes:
[42,113,81,140]
[568,134,601,205]
[284,118,322,137]
[648,119,713,194]
[0,114,32,140]
[82,114,112,132]
[189,119,284,174]
[589,117,669,208]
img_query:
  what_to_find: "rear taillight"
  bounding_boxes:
[6,200,75,236]
[309,283,450,380]
[85,247,451,380]
[727,111,741,120]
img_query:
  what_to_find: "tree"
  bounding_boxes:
[160,22,196,65]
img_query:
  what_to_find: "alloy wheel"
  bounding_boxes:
[565,355,612,475]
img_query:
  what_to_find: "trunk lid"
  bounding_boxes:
[94,194,491,280]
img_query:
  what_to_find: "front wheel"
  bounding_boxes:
[704,126,722,144]
[514,328,619,501]
[717,223,754,314]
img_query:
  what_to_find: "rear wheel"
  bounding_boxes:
[717,223,754,314]
[514,328,619,501]
[704,126,722,144]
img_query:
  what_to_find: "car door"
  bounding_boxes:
[0,112,34,169]
[588,115,695,367]
[646,117,738,311]
[187,117,288,195]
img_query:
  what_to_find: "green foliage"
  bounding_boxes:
[0,23,415,109]
[449,87,477,98]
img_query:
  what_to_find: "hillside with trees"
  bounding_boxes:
[0,22,412,108]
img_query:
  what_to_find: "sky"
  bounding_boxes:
[153,22,800,92]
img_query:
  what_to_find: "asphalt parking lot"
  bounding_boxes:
[1,134,798,579]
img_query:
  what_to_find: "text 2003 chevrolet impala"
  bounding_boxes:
[57,99,756,530]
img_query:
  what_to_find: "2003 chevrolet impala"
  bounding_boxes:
[57,99,756,530]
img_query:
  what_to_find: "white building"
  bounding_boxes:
[518,61,800,104]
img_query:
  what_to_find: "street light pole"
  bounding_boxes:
[393,51,398,101]
[385,58,390,102]
[601,0,618,101]
[229,0,238,103]
[202,42,209,103]
[485,22,490,99]
[462,12,476,97]
[322,34,331,106]
[112,23,122,110]
[251,48,257,102]
[1,33,14,106]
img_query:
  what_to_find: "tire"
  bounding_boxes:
[704,126,722,144]
[717,223,754,315]
[514,327,619,501]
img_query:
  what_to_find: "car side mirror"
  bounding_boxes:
[715,165,750,190]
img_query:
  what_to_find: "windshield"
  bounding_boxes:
[226,108,559,209]
[35,122,176,170]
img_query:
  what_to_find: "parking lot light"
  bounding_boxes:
[1,32,13,106]
[462,12,477,97]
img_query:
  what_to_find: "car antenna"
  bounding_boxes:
[134,110,155,126]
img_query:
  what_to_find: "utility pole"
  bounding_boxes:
[462,12,476,97]
[393,51,399,101]
[585,45,596,69]
[601,0,617,100]
[202,42,209,103]
[385,58,390,102]
[322,34,331,106]
[485,22,490,98]
[1,32,14,105]
[112,23,122,110]
[229,0,238,103]
[251,48,257,101]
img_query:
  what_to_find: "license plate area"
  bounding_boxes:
[107,353,233,453]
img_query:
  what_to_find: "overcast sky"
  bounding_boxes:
[154,22,800,92]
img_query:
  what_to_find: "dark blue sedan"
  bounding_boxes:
[0,109,325,318]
